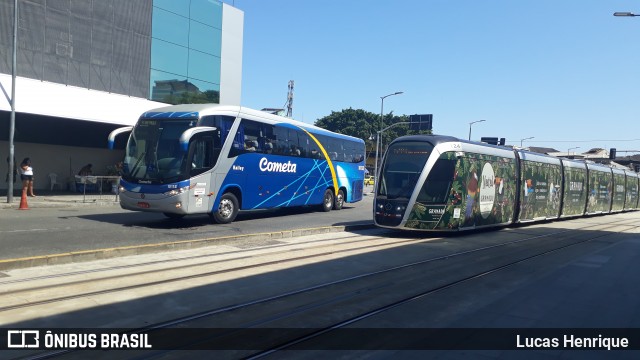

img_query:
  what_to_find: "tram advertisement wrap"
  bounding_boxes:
[561,167,587,217]
[405,152,516,230]
[519,161,561,221]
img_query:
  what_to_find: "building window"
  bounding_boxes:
[151,0,223,104]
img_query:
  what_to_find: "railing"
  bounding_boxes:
[75,175,120,203]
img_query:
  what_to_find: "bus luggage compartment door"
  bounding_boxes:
[187,174,212,213]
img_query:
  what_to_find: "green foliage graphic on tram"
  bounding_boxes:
[519,160,562,221]
[561,165,588,217]
[405,151,518,230]
[611,171,626,212]
[586,167,613,214]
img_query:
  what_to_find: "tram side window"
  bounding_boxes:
[416,159,456,204]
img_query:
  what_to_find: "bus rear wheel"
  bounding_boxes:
[320,189,334,212]
[333,189,345,210]
[213,193,239,224]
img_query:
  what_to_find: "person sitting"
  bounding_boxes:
[78,163,93,176]
[245,140,257,152]
[264,138,274,154]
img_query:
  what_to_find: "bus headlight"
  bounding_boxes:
[119,186,126,193]
[164,185,190,196]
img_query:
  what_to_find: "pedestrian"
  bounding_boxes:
[19,157,36,197]
[78,163,93,176]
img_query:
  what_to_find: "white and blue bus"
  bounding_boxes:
[108,104,365,223]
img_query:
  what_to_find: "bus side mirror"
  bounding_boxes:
[179,127,217,151]
[108,126,133,150]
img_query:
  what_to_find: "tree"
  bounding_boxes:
[315,108,379,163]
[314,108,433,167]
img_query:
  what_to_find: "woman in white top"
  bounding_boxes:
[19,157,36,197]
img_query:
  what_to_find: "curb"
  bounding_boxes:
[0,200,120,209]
[0,224,376,271]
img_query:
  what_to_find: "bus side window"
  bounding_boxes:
[273,126,289,155]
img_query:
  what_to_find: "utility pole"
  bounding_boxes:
[285,80,294,118]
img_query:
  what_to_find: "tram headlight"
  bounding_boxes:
[164,185,190,196]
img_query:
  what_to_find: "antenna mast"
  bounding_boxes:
[286,80,294,117]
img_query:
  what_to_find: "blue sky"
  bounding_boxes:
[230,0,640,154]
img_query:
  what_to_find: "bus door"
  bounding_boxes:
[187,134,216,213]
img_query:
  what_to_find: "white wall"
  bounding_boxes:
[1,140,124,192]
[220,3,244,106]
[0,75,165,126]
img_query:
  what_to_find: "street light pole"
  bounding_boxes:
[520,136,534,147]
[374,91,403,189]
[567,146,580,156]
[613,12,639,17]
[468,119,486,141]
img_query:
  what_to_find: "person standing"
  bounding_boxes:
[19,157,36,197]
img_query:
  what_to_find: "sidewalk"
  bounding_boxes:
[2,186,375,210]
[0,191,119,209]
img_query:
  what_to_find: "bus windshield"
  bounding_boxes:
[378,141,433,199]
[123,118,197,183]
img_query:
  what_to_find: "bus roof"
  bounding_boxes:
[141,104,363,143]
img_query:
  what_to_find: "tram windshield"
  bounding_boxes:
[378,141,433,199]
[123,118,201,184]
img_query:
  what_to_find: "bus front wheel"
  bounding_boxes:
[213,193,239,224]
[320,189,334,212]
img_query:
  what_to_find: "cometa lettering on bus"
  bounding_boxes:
[259,158,297,173]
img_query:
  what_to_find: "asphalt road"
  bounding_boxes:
[0,191,375,261]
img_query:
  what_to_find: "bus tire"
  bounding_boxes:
[213,193,239,224]
[163,212,185,220]
[320,189,334,212]
[333,189,345,210]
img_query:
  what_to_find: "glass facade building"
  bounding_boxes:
[150,0,223,104]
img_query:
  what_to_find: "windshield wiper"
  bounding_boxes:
[130,152,146,178]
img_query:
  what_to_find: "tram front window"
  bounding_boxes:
[416,158,456,204]
[378,141,433,200]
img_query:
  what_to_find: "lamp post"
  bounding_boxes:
[7,0,17,203]
[614,12,639,17]
[520,136,534,147]
[568,146,580,156]
[468,119,486,141]
[374,91,403,189]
